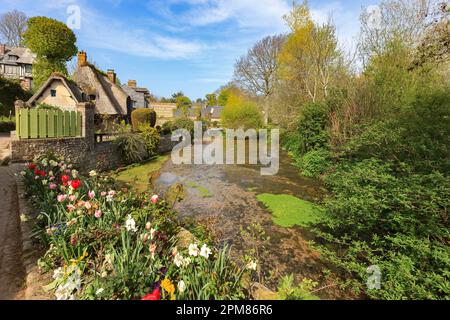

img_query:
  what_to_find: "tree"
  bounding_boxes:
[278,2,341,103]
[23,16,77,88]
[358,0,431,65]
[205,93,218,106]
[176,95,193,116]
[221,92,263,130]
[234,34,285,124]
[0,10,28,46]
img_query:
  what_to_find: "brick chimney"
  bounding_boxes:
[77,51,87,67]
[128,80,137,88]
[0,44,6,55]
[107,69,116,84]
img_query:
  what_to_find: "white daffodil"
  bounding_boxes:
[188,243,199,257]
[246,261,258,271]
[89,170,97,177]
[200,244,212,259]
[177,280,186,293]
[174,253,184,267]
[125,215,137,232]
[96,288,105,296]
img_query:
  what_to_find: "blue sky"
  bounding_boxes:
[1,0,378,100]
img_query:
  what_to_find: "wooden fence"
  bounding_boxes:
[16,108,82,139]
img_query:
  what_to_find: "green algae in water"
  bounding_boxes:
[185,181,213,198]
[116,155,169,192]
[256,193,324,228]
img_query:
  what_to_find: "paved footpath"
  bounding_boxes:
[0,165,26,299]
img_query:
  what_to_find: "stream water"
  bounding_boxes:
[153,146,344,298]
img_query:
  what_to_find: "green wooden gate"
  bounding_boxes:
[16,108,82,139]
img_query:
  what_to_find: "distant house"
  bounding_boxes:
[27,73,88,110]
[202,106,223,122]
[122,80,151,109]
[0,44,36,90]
[72,51,132,119]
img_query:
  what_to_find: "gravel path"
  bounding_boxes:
[0,166,26,299]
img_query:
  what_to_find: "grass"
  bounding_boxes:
[256,193,325,228]
[115,155,169,192]
[185,181,213,198]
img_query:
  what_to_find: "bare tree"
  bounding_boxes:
[0,10,28,47]
[234,34,285,124]
[358,0,432,65]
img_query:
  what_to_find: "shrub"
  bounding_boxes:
[161,121,173,134]
[115,132,148,164]
[139,124,160,157]
[296,102,330,154]
[0,76,32,117]
[171,117,195,135]
[0,120,15,133]
[131,109,156,131]
[295,148,331,178]
[221,93,263,129]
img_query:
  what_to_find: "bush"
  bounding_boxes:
[139,124,160,157]
[131,109,156,131]
[295,148,331,178]
[115,132,148,164]
[296,102,330,154]
[0,76,32,117]
[161,121,173,134]
[0,120,15,133]
[221,93,263,129]
[171,117,195,135]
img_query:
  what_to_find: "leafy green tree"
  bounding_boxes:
[205,93,218,106]
[221,92,263,129]
[176,95,193,116]
[23,16,77,89]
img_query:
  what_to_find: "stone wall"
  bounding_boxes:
[10,102,124,173]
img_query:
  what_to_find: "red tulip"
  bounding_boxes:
[28,163,36,170]
[141,289,161,300]
[61,175,70,186]
[34,169,46,177]
[70,179,82,190]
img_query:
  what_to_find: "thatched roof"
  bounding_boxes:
[72,64,130,115]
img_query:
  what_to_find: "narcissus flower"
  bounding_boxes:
[177,280,186,293]
[200,244,212,259]
[125,215,137,232]
[188,243,199,257]
[246,261,257,271]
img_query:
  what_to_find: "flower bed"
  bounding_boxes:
[21,155,250,300]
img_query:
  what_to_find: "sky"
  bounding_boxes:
[0,0,379,100]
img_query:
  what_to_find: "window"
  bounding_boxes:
[89,94,96,101]
[25,64,32,74]
[50,89,57,97]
